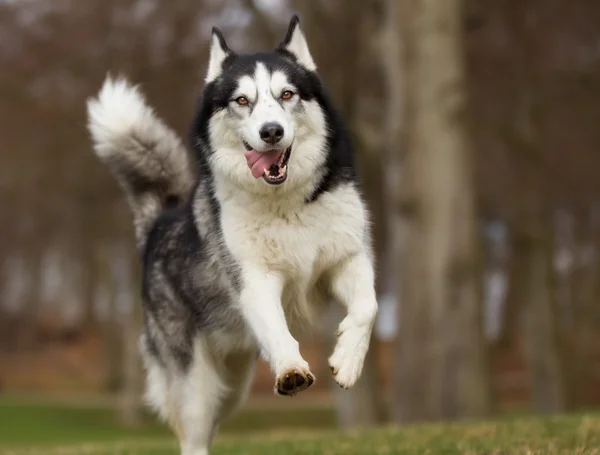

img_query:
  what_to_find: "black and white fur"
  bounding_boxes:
[87,16,378,455]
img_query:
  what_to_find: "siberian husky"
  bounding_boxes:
[87,15,378,455]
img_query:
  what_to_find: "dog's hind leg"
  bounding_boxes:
[141,328,256,455]
[171,339,228,455]
[174,338,257,455]
[141,348,189,450]
[205,347,257,447]
[219,348,257,419]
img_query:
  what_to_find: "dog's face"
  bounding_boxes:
[199,16,329,193]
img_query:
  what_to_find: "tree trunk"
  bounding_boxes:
[503,143,570,413]
[118,256,143,426]
[101,245,124,392]
[497,238,528,349]
[16,250,44,350]
[394,0,491,422]
[560,211,595,409]
[80,243,100,327]
[519,221,569,412]
[310,0,388,428]
[502,0,570,412]
[381,0,411,421]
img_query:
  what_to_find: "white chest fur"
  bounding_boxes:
[218,183,369,324]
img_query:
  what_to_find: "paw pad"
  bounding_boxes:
[275,369,315,396]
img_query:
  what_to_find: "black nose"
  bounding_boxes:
[259,123,284,144]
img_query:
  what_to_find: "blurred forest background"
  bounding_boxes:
[1,0,600,433]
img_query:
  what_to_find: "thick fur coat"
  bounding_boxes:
[87,16,378,455]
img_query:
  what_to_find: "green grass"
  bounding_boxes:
[1,396,599,454]
[0,402,336,446]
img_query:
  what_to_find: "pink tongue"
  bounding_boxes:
[244,149,283,179]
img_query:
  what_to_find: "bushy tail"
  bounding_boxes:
[87,76,195,248]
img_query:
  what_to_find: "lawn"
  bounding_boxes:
[1,396,599,454]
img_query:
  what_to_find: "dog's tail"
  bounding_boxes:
[86,76,195,248]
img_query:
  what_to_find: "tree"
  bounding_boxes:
[393,0,491,421]
[118,251,144,426]
[502,0,570,413]
[293,0,389,427]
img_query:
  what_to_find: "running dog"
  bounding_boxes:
[87,15,378,455]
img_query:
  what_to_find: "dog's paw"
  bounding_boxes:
[274,366,315,396]
[328,319,372,389]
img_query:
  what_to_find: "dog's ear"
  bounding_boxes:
[277,15,316,71]
[205,27,233,83]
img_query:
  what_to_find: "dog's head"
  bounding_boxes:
[196,16,330,194]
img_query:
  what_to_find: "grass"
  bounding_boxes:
[1,396,599,454]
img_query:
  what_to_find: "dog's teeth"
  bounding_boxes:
[264,169,270,177]
[282,165,287,174]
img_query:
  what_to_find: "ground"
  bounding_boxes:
[0,395,599,454]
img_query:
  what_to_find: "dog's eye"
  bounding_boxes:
[281,91,294,100]
[236,96,248,106]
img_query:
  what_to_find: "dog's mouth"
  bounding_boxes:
[243,141,292,185]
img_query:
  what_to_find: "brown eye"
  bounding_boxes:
[236,96,248,105]
[281,90,294,100]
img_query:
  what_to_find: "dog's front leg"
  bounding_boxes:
[328,251,378,389]
[239,266,315,396]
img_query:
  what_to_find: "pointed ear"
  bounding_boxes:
[277,15,316,71]
[205,27,233,83]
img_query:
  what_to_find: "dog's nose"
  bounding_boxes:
[259,123,284,145]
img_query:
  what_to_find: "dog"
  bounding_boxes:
[87,15,378,455]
